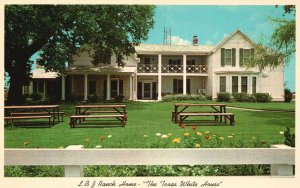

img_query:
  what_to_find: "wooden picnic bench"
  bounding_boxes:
[4,115,54,128]
[173,103,235,126]
[69,114,126,128]
[178,112,235,126]
[4,105,61,127]
[69,104,127,128]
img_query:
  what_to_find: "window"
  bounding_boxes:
[241,76,248,93]
[169,59,181,66]
[240,48,254,67]
[144,57,150,65]
[173,79,190,94]
[23,85,29,95]
[252,77,257,94]
[219,76,226,92]
[221,48,236,67]
[187,59,195,65]
[232,76,238,93]
[88,81,96,95]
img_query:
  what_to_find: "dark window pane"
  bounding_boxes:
[232,76,238,93]
[241,77,248,93]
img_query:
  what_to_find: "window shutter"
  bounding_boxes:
[221,48,225,67]
[119,80,123,95]
[173,79,177,94]
[250,48,255,57]
[232,48,236,67]
[239,48,244,67]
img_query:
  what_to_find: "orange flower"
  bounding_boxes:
[205,135,211,140]
[192,126,197,131]
[99,136,105,142]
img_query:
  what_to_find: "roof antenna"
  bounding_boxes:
[163,6,172,45]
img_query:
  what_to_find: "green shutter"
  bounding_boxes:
[251,48,255,57]
[173,79,177,94]
[232,48,236,67]
[221,48,225,67]
[240,48,244,67]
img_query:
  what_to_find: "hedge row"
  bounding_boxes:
[217,92,272,103]
[162,94,207,102]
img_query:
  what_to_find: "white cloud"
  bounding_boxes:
[170,35,191,45]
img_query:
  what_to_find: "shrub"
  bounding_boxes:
[284,88,293,103]
[217,92,231,102]
[88,93,98,102]
[162,94,206,102]
[115,94,124,103]
[30,92,42,101]
[232,93,256,102]
[248,95,257,102]
[252,93,272,103]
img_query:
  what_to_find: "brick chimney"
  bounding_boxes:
[193,35,198,46]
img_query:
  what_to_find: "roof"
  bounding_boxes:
[31,68,59,79]
[210,29,256,53]
[135,44,215,55]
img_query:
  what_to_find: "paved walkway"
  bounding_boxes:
[227,106,295,113]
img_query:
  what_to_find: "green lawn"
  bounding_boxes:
[4,101,295,149]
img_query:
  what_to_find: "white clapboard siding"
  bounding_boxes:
[4,145,295,177]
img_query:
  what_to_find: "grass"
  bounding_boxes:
[4,101,295,149]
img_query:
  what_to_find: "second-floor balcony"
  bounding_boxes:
[137,64,208,74]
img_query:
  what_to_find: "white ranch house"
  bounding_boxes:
[24,29,284,101]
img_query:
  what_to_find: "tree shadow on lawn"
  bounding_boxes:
[5,121,53,128]
[238,110,295,129]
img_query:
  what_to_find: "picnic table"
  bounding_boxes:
[172,103,234,126]
[4,105,62,127]
[69,104,127,128]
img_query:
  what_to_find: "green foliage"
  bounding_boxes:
[162,94,207,102]
[252,93,272,103]
[30,92,42,101]
[283,127,295,147]
[284,88,293,102]
[232,93,257,102]
[5,5,155,104]
[115,94,124,103]
[217,92,231,102]
[5,166,64,177]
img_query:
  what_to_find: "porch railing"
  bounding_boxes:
[4,144,295,177]
[137,64,208,73]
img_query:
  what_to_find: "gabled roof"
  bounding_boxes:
[31,68,59,79]
[135,44,215,55]
[209,29,256,53]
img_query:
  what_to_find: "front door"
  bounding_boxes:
[143,82,152,99]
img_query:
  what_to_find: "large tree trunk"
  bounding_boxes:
[7,58,28,105]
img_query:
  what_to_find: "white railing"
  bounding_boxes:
[186,65,208,73]
[137,64,158,73]
[4,145,294,177]
[161,65,183,73]
[137,65,208,74]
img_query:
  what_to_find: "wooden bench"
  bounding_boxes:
[172,111,219,122]
[11,112,64,122]
[69,114,127,128]
[179,112,235,126]
[4,115,54,128]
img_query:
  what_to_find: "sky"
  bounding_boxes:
[144,5,295,91]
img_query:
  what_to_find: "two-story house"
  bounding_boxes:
[24,29,284,101]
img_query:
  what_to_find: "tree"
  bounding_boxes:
[5,5,155,104]
[246,5,295,70]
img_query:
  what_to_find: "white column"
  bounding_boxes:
[61,74,65,101]
[106,74,111,100]
[238,76,241,93]
[133,73,137,100]
[158,54,162,100]
[183,54,187,95]
[43,80,46,101]
[129,74,133,100]
[84,74,88,101]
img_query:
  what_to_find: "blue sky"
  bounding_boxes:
[145,5,295,91]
